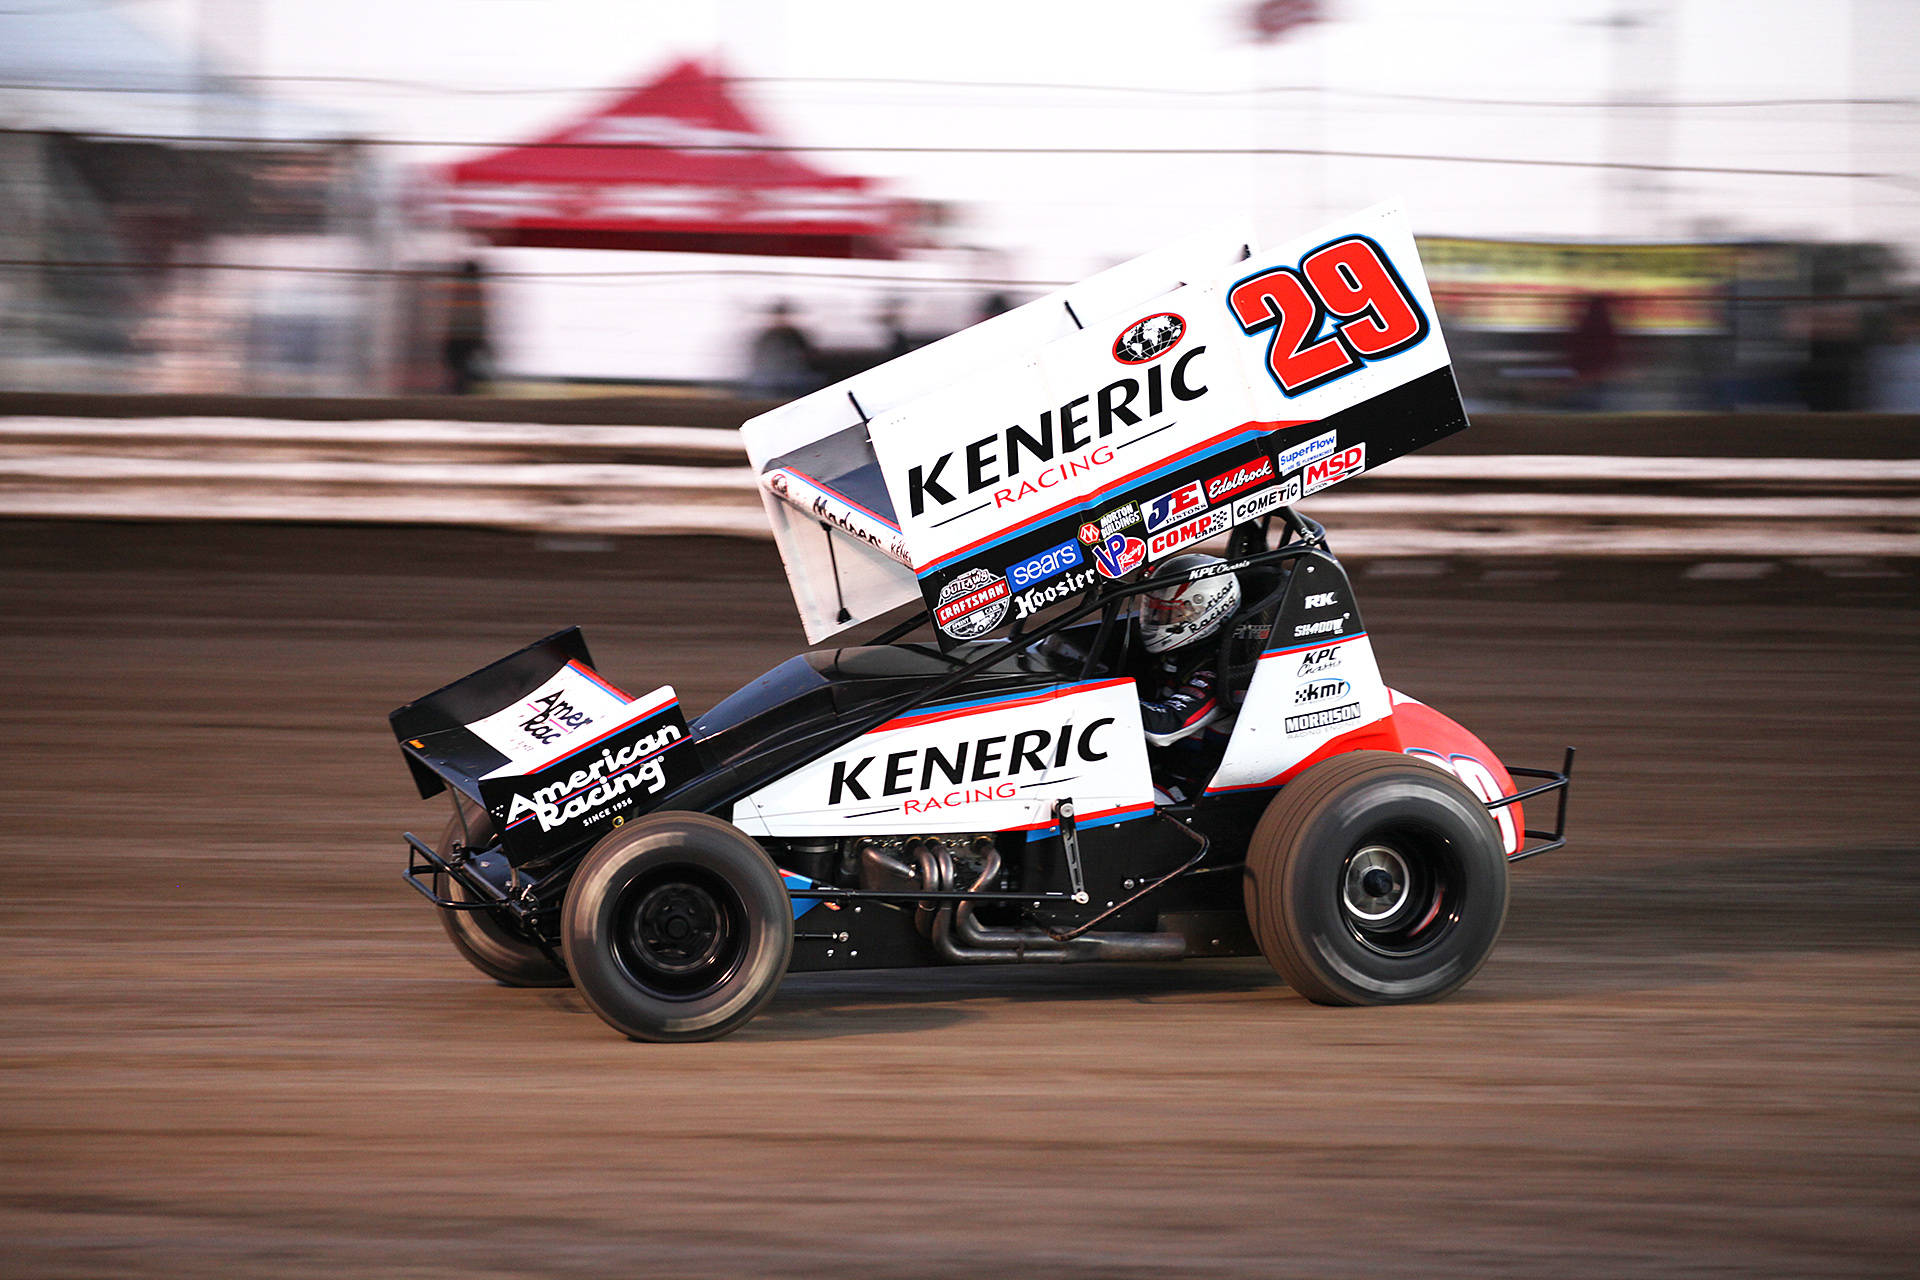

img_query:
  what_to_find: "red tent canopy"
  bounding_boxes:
[442,58,905,258]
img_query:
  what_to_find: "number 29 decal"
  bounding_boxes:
[1226,234,1430,397]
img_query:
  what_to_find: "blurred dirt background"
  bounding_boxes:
[1,520,1915,1278]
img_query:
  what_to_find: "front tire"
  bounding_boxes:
[562,812,793,1042]
[1244,751,1509,1005]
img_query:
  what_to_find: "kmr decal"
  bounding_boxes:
[1007,539,1083,588]
[1143,481,1209,534]
[1303,442,1366,495]
[1112,312,1187,364]
[934,567,1011,639]
[1294,678,1352,704]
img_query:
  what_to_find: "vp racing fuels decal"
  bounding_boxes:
[732,679,1154,838]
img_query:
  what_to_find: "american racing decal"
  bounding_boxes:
[732,679,1154,838]
[477,684,702,860]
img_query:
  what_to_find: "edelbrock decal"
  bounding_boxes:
[934,567,1011,639]
[1206,455,1274,504]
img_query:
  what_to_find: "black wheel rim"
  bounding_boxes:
[1336,823,1460,958]
[610,865,749,1001]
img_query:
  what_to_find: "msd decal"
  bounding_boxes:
[1143,480,1209,534]
[732,679,1155,838]
[1112,312,1187,364]
[1303,442,1366,495]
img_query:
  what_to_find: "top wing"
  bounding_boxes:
[744,202,1466,645]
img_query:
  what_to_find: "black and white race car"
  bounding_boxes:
[391,205,1572,1042]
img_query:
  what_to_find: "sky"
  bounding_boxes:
[116,0,1918,284]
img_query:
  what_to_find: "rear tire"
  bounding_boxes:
[1243,751,1509,1005]
[562,812,793,1043]
[431,814,571,988]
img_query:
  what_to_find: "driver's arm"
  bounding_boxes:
[1141,668,1221,747]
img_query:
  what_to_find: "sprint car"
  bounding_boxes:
[391,204,1572,1042]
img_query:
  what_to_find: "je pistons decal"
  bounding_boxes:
[1112,312,1186,364]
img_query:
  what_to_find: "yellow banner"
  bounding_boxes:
[1417,237,1739,334]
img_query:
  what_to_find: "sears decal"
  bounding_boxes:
[1144,480,1209,534]
[1112,312,1187,364]
[1206,455,1274,504]
[904,348,1209,517]
[1008,539,1083,588]
[1148,507,1231,559]
[934,567,1011,639]
[1303,442,1366,496]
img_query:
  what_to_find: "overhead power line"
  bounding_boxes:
[0,124,1897,184]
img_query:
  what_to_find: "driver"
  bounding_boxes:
[1137,553,1241,750]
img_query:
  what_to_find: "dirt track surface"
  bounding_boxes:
[2,521,1916,1278]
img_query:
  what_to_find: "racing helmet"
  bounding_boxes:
[1140,554,1241,656]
